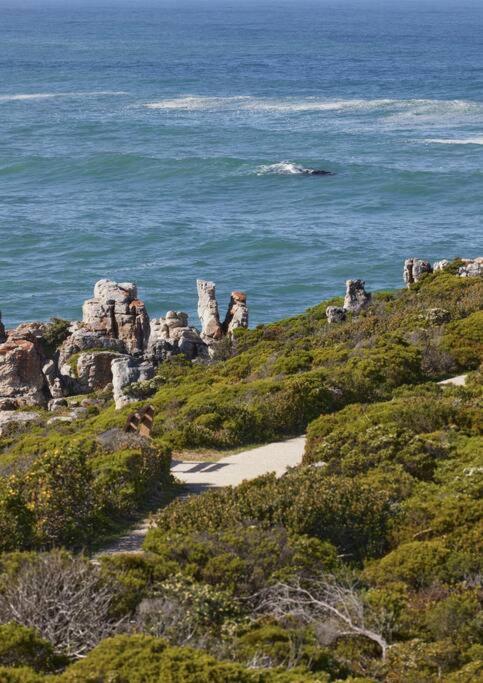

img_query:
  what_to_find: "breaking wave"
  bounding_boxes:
[424,137,483,145]
[144,95,483,116]
[0,91,128,102]
[256,162,327,176]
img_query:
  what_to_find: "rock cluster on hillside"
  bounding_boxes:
[0,278,249,413]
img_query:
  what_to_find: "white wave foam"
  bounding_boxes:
[0,91,128,102]
[144,95,483,116]
[425,137,483,145]
[256,161,314,176]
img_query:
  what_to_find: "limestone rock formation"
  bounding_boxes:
[75,351,123,393]
[343,279,372,313]
[0,410,42,436]
[111,356,155,409]
[42,360,65,399]
[58,327,126,369]
[0,332,47,407]
[326,306,347,324]
[148,311,207,362]
[458,257,483,278]
[223,291,249,335]
[403,258,433,287]
[433,259,450,272]
[82,279,150,353]
[197,280,223,343]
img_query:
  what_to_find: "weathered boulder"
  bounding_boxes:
[343,280,372,313]
[148,311,207,362]
[111,356,155,409]
[326,306,346,324]
[433,259,450,272]
[197,280,223,342]
[0,333,47,407]
[48,398,68,412]
[0,312,6,344]
[0,410,42,436]
[223,291,248,335]
[58,327,126,369]
[403,258,433,287]
[458,257,483,278]
[82,279,150,354]
[75,351,123,393]
[42,360,65,399]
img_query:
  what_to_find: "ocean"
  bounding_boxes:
[1,0,482,328]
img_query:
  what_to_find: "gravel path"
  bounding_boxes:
[97,435,306,556]
[96,374,470,557]
[438,374,468,386]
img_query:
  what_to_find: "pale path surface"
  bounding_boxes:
[97,436,306,556]
[438,374,468,386]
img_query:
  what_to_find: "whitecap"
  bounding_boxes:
[256,161,314,176]
[424,137,483,145]
[143,95,483,117]
[0,91,128,102]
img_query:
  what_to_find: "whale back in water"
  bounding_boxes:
[304,168,334,176]
[256,161,334,176]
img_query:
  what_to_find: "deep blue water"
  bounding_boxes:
[1,0,482,328]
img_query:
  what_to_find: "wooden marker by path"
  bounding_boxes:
[124,405,154,438]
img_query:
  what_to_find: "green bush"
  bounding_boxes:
[150,467,412,563]
[0,623,59,672]
[143,526,338,597]
[53,634,324,682]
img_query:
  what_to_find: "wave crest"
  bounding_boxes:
[0,91,128,103]
[256,162,319,176]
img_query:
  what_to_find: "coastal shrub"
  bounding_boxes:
[0,552,124,660]
[364,540,454,589]
[441,310,483,370]
[0,479,33,552]
[42,318,71,356]
[0,667,43,682]
[143,526,338,597]
[25,446,96,548]
[150,467,411,562]
[52,634,325,682]
[0,623,59,672]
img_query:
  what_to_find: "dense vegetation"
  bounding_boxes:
[0,266,481,680]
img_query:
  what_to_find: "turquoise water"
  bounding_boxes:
[1,0,482,327]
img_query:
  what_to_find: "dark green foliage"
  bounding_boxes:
[143,526,338,597]
[0,623,59,672]
[0,440,172,551]
[41,318,71,357]
[52,634,324,682]
[150,467,411,563]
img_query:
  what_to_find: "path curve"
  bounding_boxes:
[97,436,306,556]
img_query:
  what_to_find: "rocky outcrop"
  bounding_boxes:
[458,257,483,278]
[148,311,207,362]
[111,356,155,409]
[75,351,123,393]
[326,306,346,324]
[42,360,65,399]
[0,410,42,436]
[58,325,126,369]
[197,280,223,344]
[433,259,450,272]
[403,258,433,287]
[0,332,47,408]
[82,279,150,354]
[344,279,372,313]
[223,291,248,335]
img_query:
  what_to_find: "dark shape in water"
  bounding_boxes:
[305,168,335,176]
